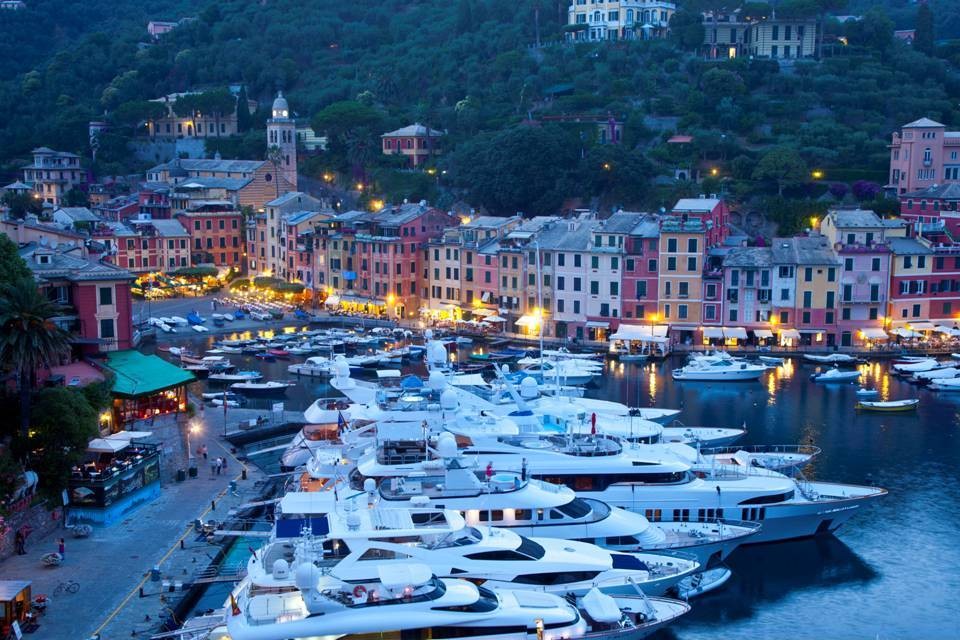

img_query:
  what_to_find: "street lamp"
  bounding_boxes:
[811,169,824,180]
[186,418,201,469]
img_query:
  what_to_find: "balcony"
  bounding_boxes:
[836,243,890,254]
[703,268,724,280]
[842,295,887,304]
[918,221,946,233]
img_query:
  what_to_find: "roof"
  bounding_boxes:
[770,236,841,266]
[902,117,945,129]
[887,237,933,255]
[673,198,720,213]
[827,209,883,228]
[3,180,32,190]
[463,216,515,229]
[285,210,328,226]
[148,158,265,174]
[266,191,319,208]
[54,207,98,223]
[381,123,443,138]
[20,243,134,282]
[903,183,960,200]
[174,177,251,191]
[371,202,438,226]
[0,580,31,601]
[32,147,79,157]
[536,219,597,251]
[144,219,188,237]
[723,246,773,268]
[601,211,647,234]
[104,350,196,398]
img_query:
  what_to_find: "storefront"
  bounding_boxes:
[102,350,195,429]
[0,581,31,635]
[68,433,161,524]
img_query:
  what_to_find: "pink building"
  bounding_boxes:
[621,216,660,324]
[887,118,960,195]
[899,183,960,238]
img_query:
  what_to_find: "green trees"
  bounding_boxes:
[0,278,71,443]
[753,147,809,196]
[29,387,101,499]
[668,11,705,50]
[915,2,934,57]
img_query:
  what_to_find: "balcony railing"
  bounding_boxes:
[837,243,890,253]
[842,295,887,304]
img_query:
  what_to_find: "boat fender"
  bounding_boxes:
[353,585,367,599]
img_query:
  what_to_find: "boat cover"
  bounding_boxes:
[582,588,622,623]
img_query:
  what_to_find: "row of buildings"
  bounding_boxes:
[565,2,819,61]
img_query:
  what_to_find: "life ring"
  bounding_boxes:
[353,585,367,599]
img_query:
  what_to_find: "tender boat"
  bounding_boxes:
[671,359,766,381]
[209,371,263,383]
[230,380,297,396]
[856,399,919,412]
[892,358,940,374]
[186,311,205,325]
[803,353,856,364]
[758,356,784,366]
[929,378,960,391]
[856,387,879,397]
[811,367,860,383]
[677,566,732,600]
[209,397,242,408]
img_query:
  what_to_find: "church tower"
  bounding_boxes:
[266,91,298,192]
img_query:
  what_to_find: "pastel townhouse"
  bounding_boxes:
[176,205,245,269]
[21,147,87,206]
[927,245,960,326]
[899,183,960,239]
[539,215,595,341]
[770,236,840,347]
[425,228,464,319]
[621,214,661,325]
[718,246,773,345]
[509,217,560,337]
[459,216,520,318]
[888,237,934,328]
[248,192,327,277]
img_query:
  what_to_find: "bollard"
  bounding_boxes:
[241,468,247,480]
[180,539,185,550]
[151,565,161,581]
[211,499,216,511]
[139,587,145,598]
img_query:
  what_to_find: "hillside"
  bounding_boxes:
[2,0,960,221]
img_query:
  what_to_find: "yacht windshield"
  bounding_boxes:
[556,498,592,519]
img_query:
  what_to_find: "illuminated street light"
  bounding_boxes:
[811,169,824,180]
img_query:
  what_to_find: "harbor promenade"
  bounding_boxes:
[0,439,267,640]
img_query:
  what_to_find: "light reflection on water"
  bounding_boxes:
[150,338,960,638]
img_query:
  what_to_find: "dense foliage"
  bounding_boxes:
[1,0,960,221]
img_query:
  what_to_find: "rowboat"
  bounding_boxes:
[856,399,919,412]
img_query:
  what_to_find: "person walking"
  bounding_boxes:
[14,530,25,555]
[210,458,217,479]
[58,538,65,558]
[200,444,208,461]
[215,457,223,476]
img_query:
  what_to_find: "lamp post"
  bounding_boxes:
[186,419,201,474]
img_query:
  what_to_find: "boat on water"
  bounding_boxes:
[677,566,732,600]
[803,353,857,364]
[892,358,941,374]
[929,377,960,391]
[811,367,860,383]
[209,371,262,383]
[758,355,784,366]
[856,399,919,412]
[671,357,766,381]
[223,562,689,640]
[230,380,297,396]
[698,444,821,473]
[186,311,205,325]
[856,387,879,397]
[191,325,208,333]
[209,397,242,408]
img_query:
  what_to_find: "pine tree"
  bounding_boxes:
[236,86,252,133]
[915,2,934,57]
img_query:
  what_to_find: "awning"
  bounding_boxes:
[860,327,888,340]
[324,295,340,307]
[485,315,506,322]
[753,329,774,338]
[609,324,654,341]
[910,321,935,330]
[891,327,921,338]
[515,316,539,328]
[472,308,493,317]
[87,438,130,453]
[723,327,748,340]
[702,327,724,339]
[779,328,801,340]
[586,321,610,329]
[106,431,153,441]
[104,350,195,398]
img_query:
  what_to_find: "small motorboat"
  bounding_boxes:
[209,371,263,383]
[811,366,861,383]
[677,566,733,600]
[268,349,291,358]
[169,316,188,326]
[255,352,276,361]
[186,311,205,325]
[856,387,879,397]
[230,380,296,396]
[758,355,784,366]
[856,398,919,412]
[209,397,242,408]
[191,325,208,333]
[234,310,245,320]
[201,391,242,400]
[930,378,960,391]
[804,353,856,364]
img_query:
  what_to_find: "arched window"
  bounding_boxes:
[626,9,633,23]
[593,10,601,22]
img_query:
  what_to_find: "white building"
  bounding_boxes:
[567,0,676,42]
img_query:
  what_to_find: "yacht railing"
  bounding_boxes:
[700,444,822,457]
[642,519,763,550]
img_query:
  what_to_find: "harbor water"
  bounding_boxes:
[153,333,960,639]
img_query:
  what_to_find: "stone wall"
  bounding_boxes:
[0,502,64,562]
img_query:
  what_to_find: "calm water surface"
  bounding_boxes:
[154,331,960,639]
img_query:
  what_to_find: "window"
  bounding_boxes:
[611,257,619,271]
[678,304,688,319]
[872,258,881,272]
[591,256,599,269]
[779,311,788,324]
[704,305,715,320]
[98,287,112,306]
[574,254,582,268]
[804,268,812,282]
[637,281,647,298]
[626,258,634,271]
[600,303,609,317]
[803,291,812,308]
[610,282,619,296]
[780,288,790,301]
[590,281,599,295]
[99,319,115,339]
[918,256,926,268]
[678,281,689,297]
[573,300,580,314]
[802,311,811,324]
[573,277,582,292]
[687,257,697,271]
[667,238,678,252]
[667,257,677,271]
[557,299,564,313]
[827,268,836,282]
[729,309,737,322]
[648,259,657,272]
[844,258,854,271]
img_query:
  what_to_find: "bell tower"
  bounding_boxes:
[266,91,298,192]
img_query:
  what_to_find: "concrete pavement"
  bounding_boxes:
[1,439,265,640]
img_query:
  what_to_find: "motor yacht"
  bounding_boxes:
[671,357,767,381]
[250,501,699,598]
[357,433,886,545]
[803,353,857,364]
[810,367,861,383]
[224,563,689,640]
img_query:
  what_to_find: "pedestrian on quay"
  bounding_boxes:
[215,457,223,476]
[210,459,217,479]
[58,538,65,558]
[200,444,208,460]
[14,530,25,555]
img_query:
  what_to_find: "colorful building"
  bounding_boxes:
[176,206,245,269]
[381,124,443,168]
[566,0,675,42]
[22,147,86,206]
[887,118,960,195]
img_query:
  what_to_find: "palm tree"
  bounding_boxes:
[0,277,71,444]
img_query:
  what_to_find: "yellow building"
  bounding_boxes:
[566,0,675,42]
[658,216,704,341]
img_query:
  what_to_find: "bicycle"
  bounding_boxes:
[53,579,79,596]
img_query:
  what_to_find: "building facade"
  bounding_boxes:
[381,124,443,168]
[22,147,86,206]
[887,118,960,195]
[566,0,676,42]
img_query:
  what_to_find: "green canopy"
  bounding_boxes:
[104,350,196,398]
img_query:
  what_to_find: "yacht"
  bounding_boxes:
[803,353,857,364]
[671,357,767,381]
[357,433,886,545]
[251,502,699,598]
[810,367,861,383]
[224,563,689,640]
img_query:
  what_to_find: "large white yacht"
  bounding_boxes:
[252,500,699,597]
[671,353,767,381]
[357,433,886,544]
[223,563,690,640]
